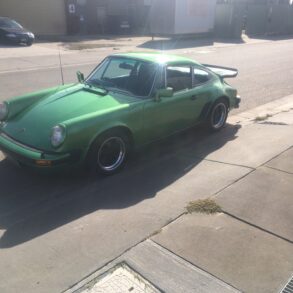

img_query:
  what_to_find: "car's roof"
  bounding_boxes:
[112,52,200,65]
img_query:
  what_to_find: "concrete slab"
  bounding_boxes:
[216,167,293,241]
[152,213,293,293]
[228,95,293,126]
[67,240,239,293]
[266,147,293,174]
[265,112,293,125]
[180,123,293,168]
[0,150,249,293]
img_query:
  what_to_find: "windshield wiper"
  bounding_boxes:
[84,80,108,94]
[84,81,109,95]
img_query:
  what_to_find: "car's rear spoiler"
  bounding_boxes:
[203,64,238,78]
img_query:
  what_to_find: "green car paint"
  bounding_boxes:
[0,52,240,170]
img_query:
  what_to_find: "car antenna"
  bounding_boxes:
[58,48,65,85]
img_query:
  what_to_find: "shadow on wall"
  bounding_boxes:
[0,123,241,248]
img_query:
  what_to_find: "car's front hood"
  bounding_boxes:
[2,84,135,150]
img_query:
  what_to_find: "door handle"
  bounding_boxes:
[190,95,198,100]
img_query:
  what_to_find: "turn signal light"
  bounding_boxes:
[35,160,52,166]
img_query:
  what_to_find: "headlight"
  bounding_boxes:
[28,32,34,38]
[6,33,16,38]
[0,102,8,121]
[51,125,66,147]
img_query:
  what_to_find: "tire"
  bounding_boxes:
[207,98,229,132]
[26,40,33,46]
[86,130,130,175]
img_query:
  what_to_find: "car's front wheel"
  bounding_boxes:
[87,130,130,175]
[207,98,229,132]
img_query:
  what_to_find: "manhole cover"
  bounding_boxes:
[78,263,161,293]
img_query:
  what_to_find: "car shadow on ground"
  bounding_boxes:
[0,43,28,48]
[0,123,240,248]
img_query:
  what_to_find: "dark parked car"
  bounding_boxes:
[0,17,35,46]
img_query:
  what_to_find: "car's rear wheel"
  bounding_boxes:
[87,130,130,175]
[26,40,33,46]
[207,98,229,132]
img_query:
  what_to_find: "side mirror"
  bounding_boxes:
[76,71,85,83]
[156,87,174,100]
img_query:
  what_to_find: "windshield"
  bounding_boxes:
[0,18,23,29]
[87,57,158,97]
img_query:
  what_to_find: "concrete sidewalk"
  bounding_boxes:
[0,97,292,293]
[64,97,293,293]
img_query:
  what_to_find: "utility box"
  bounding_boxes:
[150,0,216,35]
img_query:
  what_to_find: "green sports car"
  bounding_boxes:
[0,52,240,175]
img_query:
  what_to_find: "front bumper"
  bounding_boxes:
[5,34,34,44]
[0,132,81,169]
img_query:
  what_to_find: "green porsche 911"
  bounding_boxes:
[0,52,240,175]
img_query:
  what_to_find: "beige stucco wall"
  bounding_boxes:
[0,0,67,35]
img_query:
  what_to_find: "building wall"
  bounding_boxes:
[149,0,216,35]
[0,0,67,35]
[149,0,176,35]
[174,0,216,34]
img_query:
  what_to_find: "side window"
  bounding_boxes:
[193,68,211,86]
[166,66,192,92]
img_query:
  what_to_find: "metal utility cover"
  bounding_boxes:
[78,263,161,293]
[281,276,293,293]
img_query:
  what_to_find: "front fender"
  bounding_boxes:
[58,103,141,153]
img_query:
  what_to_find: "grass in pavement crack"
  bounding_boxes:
[186,199,222,214]
[254,114,273,122]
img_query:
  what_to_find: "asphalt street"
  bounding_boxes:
[1,36,293,113]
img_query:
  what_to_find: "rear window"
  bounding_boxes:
[193,68,211,86]
[166,66,192,92]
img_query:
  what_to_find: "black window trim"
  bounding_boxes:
[192,65,214,88]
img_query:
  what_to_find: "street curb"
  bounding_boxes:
[229,94,293,126]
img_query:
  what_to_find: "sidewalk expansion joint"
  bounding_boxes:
[212,169,256,198]
[222,211,293,245]
[198,157,255,171]
[150,239,242,292]
[259,145,293,169]
[265,165,293,175]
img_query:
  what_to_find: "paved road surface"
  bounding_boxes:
[0,37,293,113]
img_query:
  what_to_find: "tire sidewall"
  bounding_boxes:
[26,40,33,46]
[87,130,130,175]
[208,99,229,132]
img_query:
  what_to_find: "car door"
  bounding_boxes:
[143,63,210,142]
